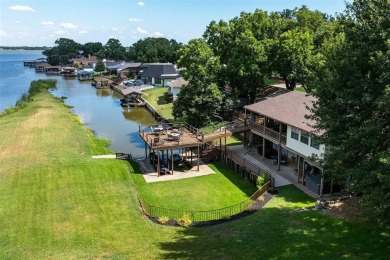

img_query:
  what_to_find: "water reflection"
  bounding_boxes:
[121,107,156,125]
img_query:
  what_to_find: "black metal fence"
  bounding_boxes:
[135,181,270,222]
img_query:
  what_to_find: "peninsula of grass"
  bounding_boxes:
[0,80,389,259]
[142,87,174,120]
[129,162,257,213]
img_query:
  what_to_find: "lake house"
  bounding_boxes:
[244,91,336,196]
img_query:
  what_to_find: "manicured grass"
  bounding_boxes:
[226,134,244,146]
[0,86,388,259]
[129,161,257,212]
[142,87,174,120]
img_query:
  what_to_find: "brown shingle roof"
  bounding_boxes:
[244,91,320,134]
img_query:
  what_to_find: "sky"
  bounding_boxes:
[0,0,350,47]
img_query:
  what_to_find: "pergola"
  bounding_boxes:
[139,122,249,176]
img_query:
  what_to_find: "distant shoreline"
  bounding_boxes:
[0,46,49,50]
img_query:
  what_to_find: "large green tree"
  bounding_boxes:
[104,38,126,61]
[174,39,223,127]
[311,0,390,228]
[127,37,182,63]
[42,38,81,65]
[81,42,103,57]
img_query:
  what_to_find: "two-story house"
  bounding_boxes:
[244,91,336,196]
[141,63,179,86]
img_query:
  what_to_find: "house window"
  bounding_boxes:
[291,127,299,140]
[300,131,309,145]
[310,138,320,150]
[155,77,161,84]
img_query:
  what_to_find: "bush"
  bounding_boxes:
[164,92,173,103]
[256,174,269,188]
[177,213,192,227]
[158,216,170,224]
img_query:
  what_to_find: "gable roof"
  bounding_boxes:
[167,77,189,88]
[244,91,321,135]
[141,63,178,78]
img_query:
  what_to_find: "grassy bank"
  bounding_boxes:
[142,87,174,120]
[0,85,388,259]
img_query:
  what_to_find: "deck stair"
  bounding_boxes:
[201,144,219,163]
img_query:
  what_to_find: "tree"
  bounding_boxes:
[104,38,126,60]
[204,10,273,104]
[94,60,105,73]
[81,42,103,57]
[174,39,223,127]
[42,38,81,65]
[311,0,390,228]
[127,37,182,63]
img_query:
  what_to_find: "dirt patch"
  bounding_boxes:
[323,196,363,221]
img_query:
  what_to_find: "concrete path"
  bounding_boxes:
[138,158,215,183]
[227,145,319,198]
[92,155,116,159]
[227,145,291,187]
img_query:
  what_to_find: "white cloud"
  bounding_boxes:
[152,32,164,37]
[53,30,66,35]
[15,21,23,24]
[129,18,142,22]
[0,29,9,37]
[42,21,55,26]
[112,27,120,31]
[137,2,145,6]
[136,27,148,34]
[9,5,35,12]
[60,22,77,29]
[78,30,88,34]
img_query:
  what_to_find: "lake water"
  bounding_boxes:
[0,50,156,157]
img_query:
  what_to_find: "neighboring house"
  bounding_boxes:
[167,77,189,100]
[141,63,179,86]
[117,62,142,79]
[244,91,334,196]
[71,56,98,67]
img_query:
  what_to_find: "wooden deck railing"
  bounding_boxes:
[248,121,286,144]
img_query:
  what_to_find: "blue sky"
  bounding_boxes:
[0,0,349,47]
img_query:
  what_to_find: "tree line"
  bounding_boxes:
[42,37,182,65]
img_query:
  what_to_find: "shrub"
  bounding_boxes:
[177,213,192,227]
[158,216,170,224]
[256,174,269,188]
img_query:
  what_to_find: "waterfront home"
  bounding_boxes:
[106,62,142,79]
[141,63,179,86]
[244,91,336,196]
[71,56,98,67]
[167,77,188,101]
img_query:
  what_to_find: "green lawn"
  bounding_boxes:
[0,85,389,259]
[130,162,257,212]
[142,87,174,120]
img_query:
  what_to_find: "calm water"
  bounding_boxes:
[0,50,155,157]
